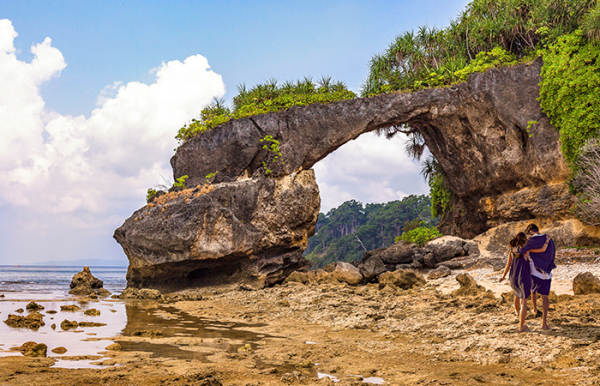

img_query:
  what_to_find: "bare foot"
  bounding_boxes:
[519,325,531,333]
[541,325,552,331]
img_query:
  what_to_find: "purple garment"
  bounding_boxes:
[509,248,532,299]
[520,234,556,275]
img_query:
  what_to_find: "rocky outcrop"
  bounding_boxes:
[69,266,109,296]
[115,171,319,291]
[117,58,600,291]
[170,59,589,241]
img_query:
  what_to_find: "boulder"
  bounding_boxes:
[69,266,104,295]
[97,288,112,297]
[84,308,101,316]
[378,269,426,290]
[4,312,45,330]
[329,262,363,286]
[573,272,600,295]
[25,301,44,311]
[51,347,67,354]
[114,171,319,291]
[423,253,437,268]
[359,256,386,282]
[61,319,78,330]
[105,343,121,351]
[363,242,422,265]
[120,287,162,300]
[15,342,47,357]
[452,273,486,296]
[428,266,451,280]
[283,271,310,285]
[60,305,81,312]
[425,236,470,262]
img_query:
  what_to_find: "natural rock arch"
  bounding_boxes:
[114,59,595,291]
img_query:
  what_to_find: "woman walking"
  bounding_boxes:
[499,232,549,332]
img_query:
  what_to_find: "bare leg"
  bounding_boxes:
[541,295,551,330]
[532,292,538,314]
[519,298,529,332]
[513,295,520,316]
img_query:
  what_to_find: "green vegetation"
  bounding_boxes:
[362,0,597,96]
[176,77,356,144]
[205,171,218,184]
[304,195,437,268]
[146,188,158,203]
[539,30,600,168]
[396,226,443,247]
[260,135,285,176]
[173,175,188,189]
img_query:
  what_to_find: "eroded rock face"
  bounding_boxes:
[170,59,586,240]
[70,266,104,295]
[114,171,319,291]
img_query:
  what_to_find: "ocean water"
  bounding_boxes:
[0,265,127,296]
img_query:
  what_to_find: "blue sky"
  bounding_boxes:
[0,0,470,264]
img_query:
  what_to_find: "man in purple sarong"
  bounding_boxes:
[519,223,556,330]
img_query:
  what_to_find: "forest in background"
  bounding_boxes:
[304,195,436,268]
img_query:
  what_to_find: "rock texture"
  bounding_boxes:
[69,266,106,296]
[573,272,600,295]
[117,58,600,291]
[170,59,591,242]
[115,171,319,291]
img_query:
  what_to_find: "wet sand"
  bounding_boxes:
[1,251,600,385]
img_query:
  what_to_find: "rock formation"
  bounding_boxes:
[116,58,600,290]
[115,171,319,291]
[69,266,110,296]
[170,58,596,242]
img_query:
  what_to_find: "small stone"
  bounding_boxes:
[428,265,451,280]
[110,309,117,313]
[131,330,163,338]
[296,359,313,368]
[60,319,78,330]
[78,321,107,327]
[60,305,81,312]
[51,347,68,354]
[46,310,57,314]
[105,343,121,351]
[51,324,56,330]
[15,308,23,313]
[84,308,101,316]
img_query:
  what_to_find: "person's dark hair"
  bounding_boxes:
[510,232,528,249]
[525,223,539,234]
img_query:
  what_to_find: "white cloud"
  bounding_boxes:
[313,132,429,213]
[0,20,225,263]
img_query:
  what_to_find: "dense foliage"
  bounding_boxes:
[362,0,597,96]
[539,30,600,168]
[304,195,437,268]
[572,138,600,225]
[176,77,356,144]
[395,226,443,247]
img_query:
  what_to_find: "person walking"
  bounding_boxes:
[519,224,556,331]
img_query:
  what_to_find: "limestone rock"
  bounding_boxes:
[97,288,112,297]
[120,287,163,300]
[360,256,386,282]
[84,308,101,316]
[284,271,310,285]
[60,319,78,330]
[15,342,47,357]
[363,243,421,265]
[69,267,104,295]
[51,347,67,354]
[428,266,451,280]
[452,273,486,296]
[4,312,45,330]
[114,171,319,291]
[378,269,426,290]
[105,343,121,351]
[329,262,363,286]
[425,236,476,262]
[60,305,81,312]
[573,272,600,295]
[25,301,44,311]
[78,322,107,327]
[423,253,437,268]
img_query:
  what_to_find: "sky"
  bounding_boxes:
[0,0,470,265]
